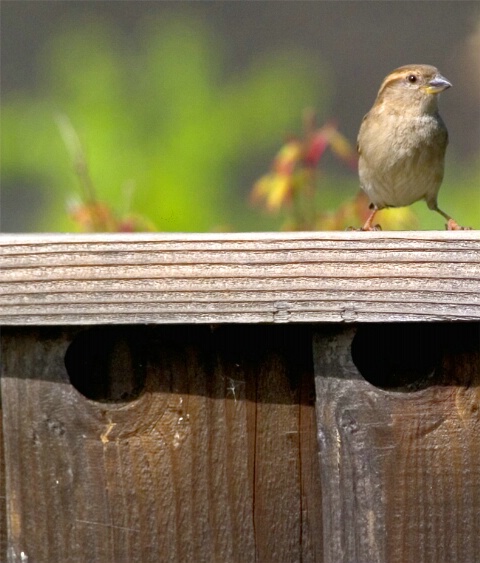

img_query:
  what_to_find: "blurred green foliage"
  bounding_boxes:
[2,15,478,232]
[1,17,331,232]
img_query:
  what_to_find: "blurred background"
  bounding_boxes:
[1,1,479,232]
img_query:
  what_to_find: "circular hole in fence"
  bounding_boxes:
[351,323,442,390]
[64,327,147,402]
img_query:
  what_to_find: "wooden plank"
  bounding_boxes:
[252,326,322,562]
[0,231,479,324]
[0,409,6,560]
[1,325,322,563]
[313,323,480,563]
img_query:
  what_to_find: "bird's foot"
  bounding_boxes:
[346,224,382,231]
[347,219,382,232]
[446,219,472,231]
[365,223,382,231]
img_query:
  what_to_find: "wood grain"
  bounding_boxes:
[0,410,6,561]
[1,325,322,563]
[1,231,479,324]
[313,323,480,563]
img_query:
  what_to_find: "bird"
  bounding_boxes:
[356,64,468,230]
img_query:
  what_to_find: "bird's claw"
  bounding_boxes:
[346,224,382,232]
[446,219,472,231]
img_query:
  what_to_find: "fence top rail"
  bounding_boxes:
[1,231,479,325]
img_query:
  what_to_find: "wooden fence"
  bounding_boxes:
[1,232,479,562]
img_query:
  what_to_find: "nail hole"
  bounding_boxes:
[351,323,442,390]
[64,327,147,402]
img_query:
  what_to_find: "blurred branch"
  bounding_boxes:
[56,114,155,232]
[55,114,98,207]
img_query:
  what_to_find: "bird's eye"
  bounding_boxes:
[407,74,417,83]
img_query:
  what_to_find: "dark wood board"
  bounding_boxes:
[314,323,480,563]
[1,325,322,563]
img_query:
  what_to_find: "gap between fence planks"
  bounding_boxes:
[1,231,479,324]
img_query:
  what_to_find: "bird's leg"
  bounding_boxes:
[347,204,382,231]
[431,205,471,231]
[361,206,382,231]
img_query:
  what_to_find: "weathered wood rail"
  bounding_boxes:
[1,232,479,562]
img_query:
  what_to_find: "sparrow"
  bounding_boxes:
[357,64,468,230]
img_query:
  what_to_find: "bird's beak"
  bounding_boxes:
[423,74,452,95]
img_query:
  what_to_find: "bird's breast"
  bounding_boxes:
[358,113,447,208]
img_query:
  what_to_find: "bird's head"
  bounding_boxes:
[375,64,451,114]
